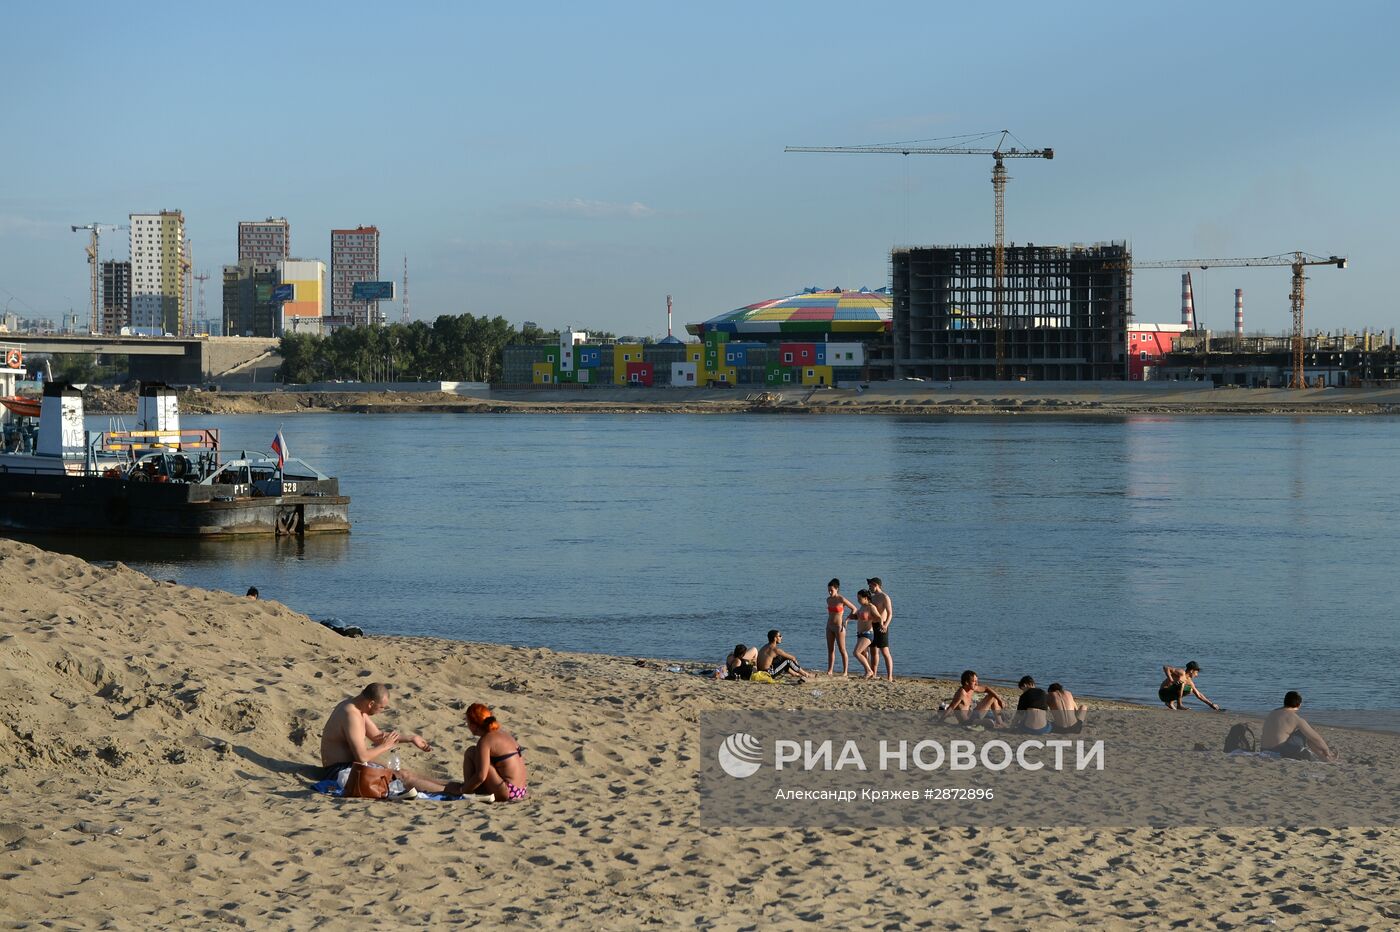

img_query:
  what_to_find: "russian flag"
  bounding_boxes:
[271,431,289,471]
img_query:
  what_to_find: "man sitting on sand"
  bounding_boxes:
[318,682,452,793]
[756,630,812,681]
[1047,682,1087,734]
[939,670,1006,728]
[1013,676,1053,735]
[1261,691,1339,761]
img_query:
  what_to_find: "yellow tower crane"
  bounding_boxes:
[70,222,127,334]
[1133,253,1346,388]
[785,130,1053,379]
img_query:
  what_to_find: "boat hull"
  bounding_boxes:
[0,473,350,538]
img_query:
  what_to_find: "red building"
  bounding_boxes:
[778,342,818,367]
[1127,323,1189,380]
[625,361,654,387]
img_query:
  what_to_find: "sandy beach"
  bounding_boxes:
[3,537,1398,929]
[77,382,1400,418]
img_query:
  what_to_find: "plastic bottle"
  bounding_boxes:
[389,752,402,772]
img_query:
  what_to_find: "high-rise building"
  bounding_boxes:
[222,260,279,337]
[278,259,325,335]
[100,260,131,334]
[130,210,185,334]
[238,218,290,265]
[330,226,380,328]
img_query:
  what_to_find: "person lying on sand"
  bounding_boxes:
[723,644,759,681]
[756,630,813,681]
[1159,662,1220,711]
[939,670,1005,727]
[1013,677,1053,735]
[1261,691,1339,761]
[444,704,529,802]
[317,682,452,793]
[1047,682,1087,734]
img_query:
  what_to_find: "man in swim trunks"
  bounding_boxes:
[1047,682,1087,734]
[1159,662,1219,711]
[757,630,812,681]
[1261,691,1338,761]
[939,670,1006,727]
[866,578,893,680]
[317,682,452,793]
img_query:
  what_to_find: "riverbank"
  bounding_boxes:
[2,537,1397,928]
[75,383,1400,417]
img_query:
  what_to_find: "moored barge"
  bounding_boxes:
[0,383,350,538]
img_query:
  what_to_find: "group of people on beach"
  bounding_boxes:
[937,671,1088,735]
[825,577,894,680]
[316,683,529,802]
[720,577,895,683]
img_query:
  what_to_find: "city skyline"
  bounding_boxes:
[1,2,1397,337]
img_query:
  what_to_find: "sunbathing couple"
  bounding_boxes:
[723,630,813,681]
[317,683,528,802]
[937,671,1087,735]
[826,578,893,680]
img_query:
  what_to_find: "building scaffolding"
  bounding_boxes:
[891,242,1130,380]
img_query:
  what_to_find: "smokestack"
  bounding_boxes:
[666,294,673,339]
[1181,274,1195,329]
[1234,289,1244,339]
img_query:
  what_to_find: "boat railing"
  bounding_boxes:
[83,428,221,476]
[95,428,221,453]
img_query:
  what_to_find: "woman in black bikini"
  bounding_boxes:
[446,703,528,802]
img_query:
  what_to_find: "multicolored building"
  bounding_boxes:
[278,259,325,335]
[501,290,893,387]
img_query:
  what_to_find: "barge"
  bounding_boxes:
[0,382,350,538]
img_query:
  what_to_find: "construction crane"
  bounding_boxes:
[1133,253,1346,388]
[70,223,126,333]
[785,130,1053,378]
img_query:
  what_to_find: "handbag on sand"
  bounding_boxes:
[345,763,393,799]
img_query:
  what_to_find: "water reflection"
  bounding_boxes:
[8,530,350,568]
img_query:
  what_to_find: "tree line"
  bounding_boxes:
[277,315,518,384]
[277,315,629,384]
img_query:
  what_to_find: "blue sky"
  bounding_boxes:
[2,1,1397,337]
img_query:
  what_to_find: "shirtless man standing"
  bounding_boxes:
[1261,691,1338,761]
[866,578,893,679]
[317,682,451,793]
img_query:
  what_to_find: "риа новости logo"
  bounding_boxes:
[717,732,763,778]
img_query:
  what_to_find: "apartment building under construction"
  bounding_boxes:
[891,242,1130,380]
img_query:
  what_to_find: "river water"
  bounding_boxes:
[32,412,1400,709]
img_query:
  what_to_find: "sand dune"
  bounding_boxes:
[1,538,1397,928]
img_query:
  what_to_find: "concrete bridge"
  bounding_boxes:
[1,334,278,384]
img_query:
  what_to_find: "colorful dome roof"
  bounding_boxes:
[689,290,892,336]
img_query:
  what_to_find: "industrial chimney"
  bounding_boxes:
[1234,289,1244,340]
[1181,274,1195,329]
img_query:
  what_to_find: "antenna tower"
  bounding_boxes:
[402,255,410,323]
[194,270,210,334]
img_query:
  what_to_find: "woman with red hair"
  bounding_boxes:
[445,704,528,802]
